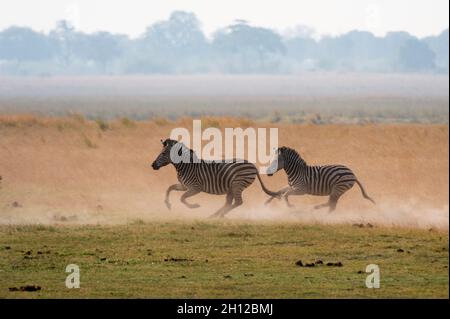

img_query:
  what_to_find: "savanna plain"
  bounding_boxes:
[0,75,448,298]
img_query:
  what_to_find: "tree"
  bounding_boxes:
[212,21,286,73]
[423,29,449,72]
[398,38,436,71]
[49,20,125,72]
[73,32,125,68]
[0,26,54,61]
[131,11,208,73]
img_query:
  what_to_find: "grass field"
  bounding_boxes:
[0,221,448,298]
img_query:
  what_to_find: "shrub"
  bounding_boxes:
[153,117,171,126]
[121,117,136,128]
[95,119,109,131]
[82,134,97,149]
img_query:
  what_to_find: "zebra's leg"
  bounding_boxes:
[281,188,305,208]
[165,184,187,210]
[264,186,290,206]
[328,196,340,212]
[264,196,276,206]
[209,192,234,218]
[284,193,294,208]
[180,188,201,209]
[219,194,243,217]
[219,184,246,217]
[316,186,346,212]
[328,187,348,212]
[314,195,340,212]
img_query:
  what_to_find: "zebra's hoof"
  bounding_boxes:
[165,201,171,210]
[188,204,200,209]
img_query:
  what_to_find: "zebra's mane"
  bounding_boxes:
[280,146,307,165]
[163,139,199,162]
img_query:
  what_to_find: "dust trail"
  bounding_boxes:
[235,202,449,230]
[0,201,447,231]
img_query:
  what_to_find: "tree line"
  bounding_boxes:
[0,11,448,75]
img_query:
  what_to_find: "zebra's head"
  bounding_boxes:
[266,147,286,176]
[267,146,306,176]
[152,138,195,170]
[152,138,178,170]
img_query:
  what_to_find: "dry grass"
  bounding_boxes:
[0,114,41,128]
[0,115,448,229]
[81,134,98,149]
[153,117,172,126]
[95,119,109,131]
[201,117,221,128]
[120,117,136,128]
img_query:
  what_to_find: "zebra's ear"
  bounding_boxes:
[160,139,164,145]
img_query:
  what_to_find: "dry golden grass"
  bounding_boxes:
[0,115,448,229]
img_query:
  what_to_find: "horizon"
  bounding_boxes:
[1,20,448,41]
[0,0,448,39]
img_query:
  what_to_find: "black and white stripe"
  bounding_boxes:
[151,138,279,218]
[265,146,375,211]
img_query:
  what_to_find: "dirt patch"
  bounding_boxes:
[296,260,343,267]
[9,285,41,292]
[164,257,194,262]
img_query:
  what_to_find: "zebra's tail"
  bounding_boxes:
[256,170,281,198]
[355,179,375,204]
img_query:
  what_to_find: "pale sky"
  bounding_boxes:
[0,0,448,38]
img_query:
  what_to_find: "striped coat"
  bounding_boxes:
[152,139,279,218]
[265,146,375,211]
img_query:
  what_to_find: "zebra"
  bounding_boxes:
[264,146,375,212]
[151,138,280,218]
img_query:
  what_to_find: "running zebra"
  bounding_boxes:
[151,138,280,218]
[265,146,375,211]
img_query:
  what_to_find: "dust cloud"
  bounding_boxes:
[0,117,448,230]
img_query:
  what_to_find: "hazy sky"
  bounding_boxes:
[0,0,448,38]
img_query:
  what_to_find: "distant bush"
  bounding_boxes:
[95,119,109,131]
[82,134,97,149]
[202,117,221,128]
[153,117,171,126]
[0,115,40,128]
[238,118,254,128]
[269,111,282,123]
[120,117,136,128]
[69,112,86,124]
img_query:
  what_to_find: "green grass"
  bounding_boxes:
[0,222,448,298]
